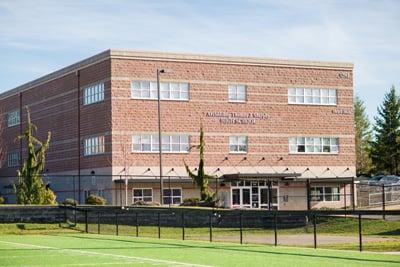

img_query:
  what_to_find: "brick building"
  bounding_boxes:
[0,49,355,209]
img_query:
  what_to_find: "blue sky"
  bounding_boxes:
[0,0,399,120]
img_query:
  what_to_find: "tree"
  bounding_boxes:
[354,96,372,175]
[15,107,55,204]
[184,125,214,201]
[0,110,6,168]
[370,86,400,175]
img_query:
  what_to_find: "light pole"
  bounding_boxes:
[157,69,165,205]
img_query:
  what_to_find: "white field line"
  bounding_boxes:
[0,240,214,267]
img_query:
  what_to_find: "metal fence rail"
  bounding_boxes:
[59,205,400,252]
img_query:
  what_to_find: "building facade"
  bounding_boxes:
[0,50,355,210]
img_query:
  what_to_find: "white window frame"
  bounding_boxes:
[132,134,189,153]
[288,88,337,105]
[84,135,105,156]
[311,186,341,202]
[7,152,20,167]
[132,188,153,203]
[289,137,339,154]
[228,84,246,102]
[229,136,248,153]
[131,81,189,101]
[7,110,20,127]
[83,82,105,105]
[162,188,182,205]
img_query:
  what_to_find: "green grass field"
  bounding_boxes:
[0,233,399,267]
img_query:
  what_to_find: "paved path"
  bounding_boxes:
[192,234,398,246]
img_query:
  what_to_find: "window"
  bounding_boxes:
[98,189,105,198]
[83,83,104,105]
[229,136,248,153]
[311,187,340,202]
[288,88,336,105]
[7,152,20,167]
[131,81,189,100]
[289,137,338,154]
[228,85,246,102]
[84,136,105,156]
[163,188,182,205]
[132,134,189,152]
[7,110,20,127]
[133,188,153,203]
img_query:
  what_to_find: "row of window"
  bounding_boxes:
[131,81,337,105]
[311,186,341,202]
[81,135,340,157]
[3,135,340,166]
[4,83,339,129]
[133,188,182,205]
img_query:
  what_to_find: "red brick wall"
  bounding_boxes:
[110,58,354,171]
[0,59,112,176]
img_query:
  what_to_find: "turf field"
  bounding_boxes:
[0,234,399,267]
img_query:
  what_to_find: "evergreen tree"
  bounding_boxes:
[15,107,55,204]
[354,96,372,175]
[370,86,400,175]
[184,125,214,201]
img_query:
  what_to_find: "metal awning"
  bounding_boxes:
[294,177,355,183]
[220,172,301,181]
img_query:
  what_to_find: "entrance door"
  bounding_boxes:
[260,186,279,210]
[231,187,251,208]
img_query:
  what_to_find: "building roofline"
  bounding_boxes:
[0,49,354,100]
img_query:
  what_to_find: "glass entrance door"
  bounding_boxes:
[260,187,279,210]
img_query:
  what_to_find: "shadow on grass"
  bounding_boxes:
[41,233,400,265]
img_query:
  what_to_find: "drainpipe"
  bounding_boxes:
[76,70,81,204]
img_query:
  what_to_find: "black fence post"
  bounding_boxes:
[313,214,317,249]
[115,213,119,236]
[274,213,277,247]
[351,177,355,211]
[85,210,88,233]
[209,214,213,242]
[135,212,139,237]
[306,179,311,212]
[97,212,100,234]
[158,212,161,239]
[182,211,185,241]
[382,185,386,220]
[239,212,243,245]
[268,181,272,211]
[358,214,362,252]
[344,183,347,218]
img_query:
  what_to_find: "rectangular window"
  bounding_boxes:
[84,136,105,156]
[83,83,104,105]
[131,81,189,100]
[288,88,336,105]
[133,188,153,203]
[311,186,340,202]
[289,137,339,154]
[7,152,20,167]
[229,136,248,153]
[7,110,20,127]
[132,134,189,152]
[228,85,246,102]
[163,188,182,205]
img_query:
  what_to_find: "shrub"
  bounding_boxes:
[43,189,57,205]
[181,197,200,206]
[62,198,77,206]
[86,194,107,205]
[0,196,5,204]
[131,200,160,206]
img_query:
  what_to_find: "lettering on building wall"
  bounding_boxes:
[205,112,269,124]
[331,108,353,115]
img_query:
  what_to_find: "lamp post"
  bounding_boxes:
[157,69,166,205]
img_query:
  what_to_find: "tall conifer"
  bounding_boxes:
[371,86,400,174]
